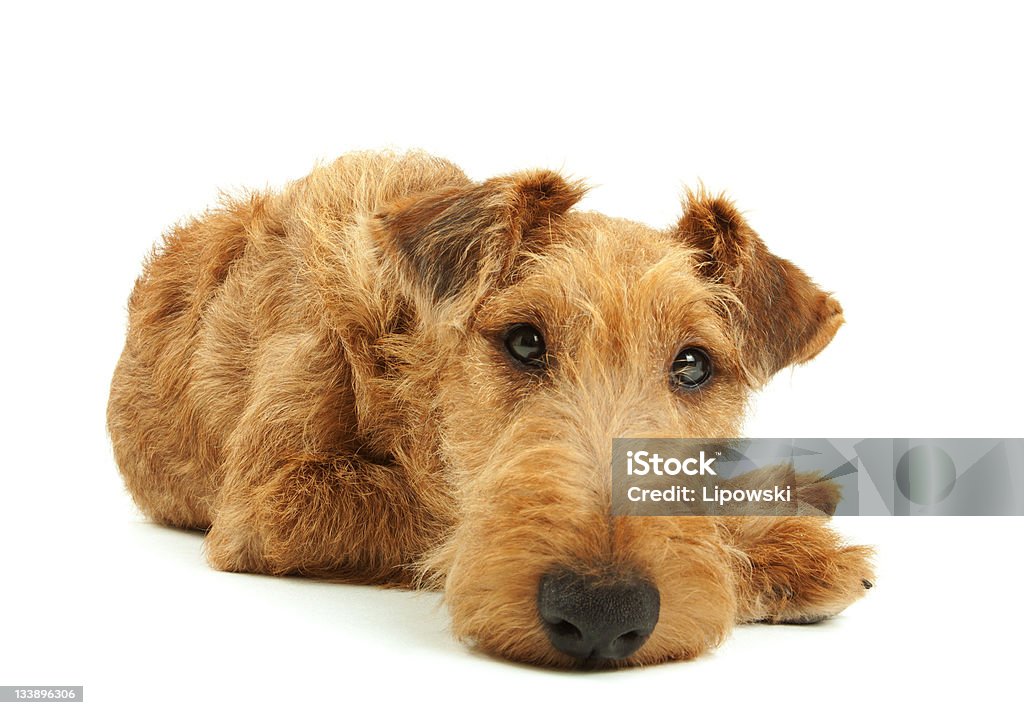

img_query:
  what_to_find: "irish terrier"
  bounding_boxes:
[107,150,873,667]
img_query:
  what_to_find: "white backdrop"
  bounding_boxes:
[2,2,1021,712]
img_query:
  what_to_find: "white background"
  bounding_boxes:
[2,1,1022,712]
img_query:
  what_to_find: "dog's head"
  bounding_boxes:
[371,169,843,667]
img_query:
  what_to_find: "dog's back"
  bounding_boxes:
[107,151,466,528]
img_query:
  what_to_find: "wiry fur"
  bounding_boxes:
[107,150,873,668]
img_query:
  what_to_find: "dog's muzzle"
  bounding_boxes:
[537,569,660,661]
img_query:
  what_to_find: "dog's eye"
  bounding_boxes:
[670,347,712,390]
[504,324,547,368]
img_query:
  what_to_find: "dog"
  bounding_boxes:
[107,150,873,667]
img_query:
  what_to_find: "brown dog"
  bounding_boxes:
[107,150,873,667]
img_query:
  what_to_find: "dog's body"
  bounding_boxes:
[108,151,872,667]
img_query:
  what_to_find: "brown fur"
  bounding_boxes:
[107,150,873,668]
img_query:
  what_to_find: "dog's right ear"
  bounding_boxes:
[371,171,586,320]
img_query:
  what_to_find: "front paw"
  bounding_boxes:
[720,465,843,516]
[767,544,875,624]
[792,472,843,516]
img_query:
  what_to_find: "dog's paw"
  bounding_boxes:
[204,521,263,574]
[721,466,842,516]
[792,473,843,516]
[766,544,875,624]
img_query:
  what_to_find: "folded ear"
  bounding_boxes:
[371,170,586,320]
[675,188,844,386]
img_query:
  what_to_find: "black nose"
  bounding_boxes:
[537,569,660,661]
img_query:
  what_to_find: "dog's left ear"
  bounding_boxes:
[372,170,586,321]
[674,189,844,386]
